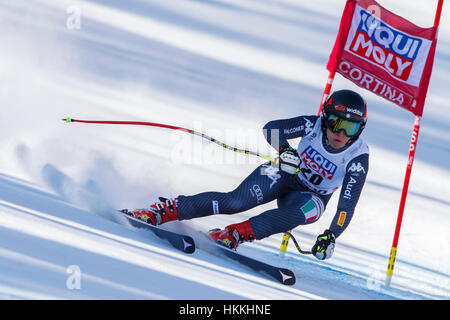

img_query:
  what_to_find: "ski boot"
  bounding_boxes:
[208,220,256,250]
[121,197,179,226]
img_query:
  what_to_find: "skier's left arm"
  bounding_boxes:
[312,153,369,260]
[330,153,369,238]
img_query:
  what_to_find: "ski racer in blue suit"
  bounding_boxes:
[127,90,369,260]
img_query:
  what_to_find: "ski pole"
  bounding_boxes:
[62,117,279,164]
[282,231,312,255]
[279,232,291,257]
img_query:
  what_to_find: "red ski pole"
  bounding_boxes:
[63,117,278,164]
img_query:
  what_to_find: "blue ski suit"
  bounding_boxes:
[177,115,369,240]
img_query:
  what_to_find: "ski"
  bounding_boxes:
[212,243,296,286]
[120,210,195,254]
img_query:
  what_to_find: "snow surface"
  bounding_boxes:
[0,0,449,300]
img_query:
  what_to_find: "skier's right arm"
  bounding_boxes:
[263,115,318,151]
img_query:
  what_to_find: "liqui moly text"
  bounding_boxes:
[348,9,423,82]
[300,146,337,180]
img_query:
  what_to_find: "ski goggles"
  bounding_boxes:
[325,114,361,137]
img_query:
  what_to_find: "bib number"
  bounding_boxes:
[300,167,323,186]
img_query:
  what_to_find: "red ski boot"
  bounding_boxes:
[124,197,179,226]
[208,220,256,250]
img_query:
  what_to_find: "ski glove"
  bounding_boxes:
[312,230,335,260]
[278,145,301,175]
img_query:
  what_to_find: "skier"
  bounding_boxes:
[125,89,369,260]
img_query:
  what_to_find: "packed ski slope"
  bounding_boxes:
[0,0,449,300]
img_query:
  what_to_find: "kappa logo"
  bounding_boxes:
[348,162,366,174]
[261,163,281,189]
[304,118,314,135]
[349,9,425,82]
